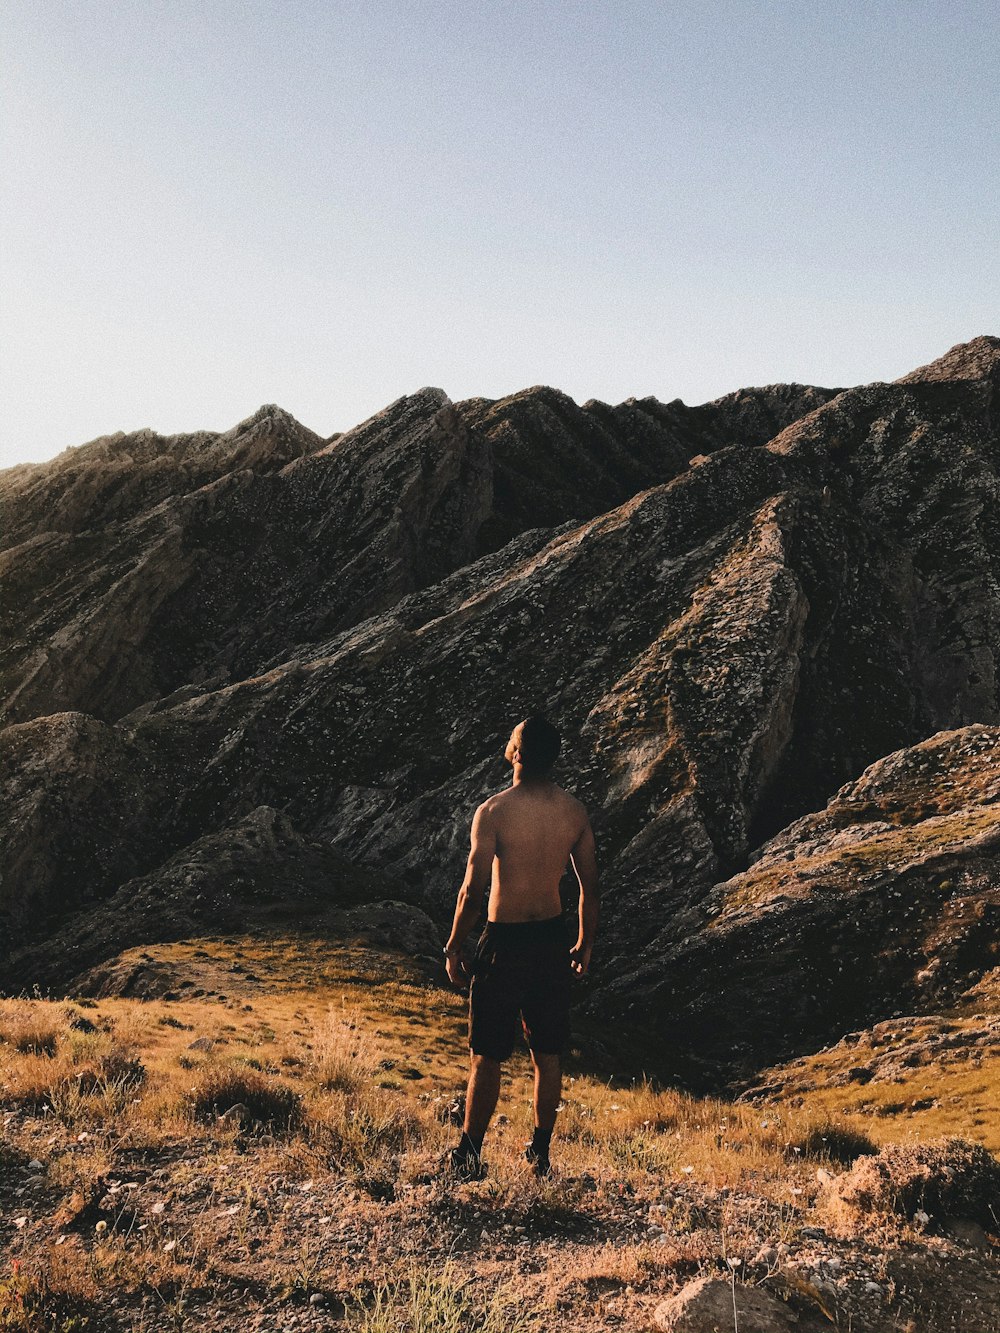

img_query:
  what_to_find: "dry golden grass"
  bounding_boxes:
[2,933,999,1332]
[0,936,991,1184]
[752,1022,1000,1154]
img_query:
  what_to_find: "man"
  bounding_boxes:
[443,715,599,1179]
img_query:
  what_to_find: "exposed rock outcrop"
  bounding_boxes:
[4,338,1000,1084]
[819,1138,1000,1234]
[653,1275,803,1332]
[604,724,1000,1076]
[3,805,394,990]
[1,383,838,728]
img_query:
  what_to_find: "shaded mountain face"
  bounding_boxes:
[601,723,1000,1083]
[3,336,1000,1083]
[0,384,837,727]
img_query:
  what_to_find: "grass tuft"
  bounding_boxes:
[310,1006,379,1093]
[0,1261,97,1333]
[352,1264,538,1333]
[187,1064,303,1129]
[0,1003,60,1057]
[794,1122,879,1165]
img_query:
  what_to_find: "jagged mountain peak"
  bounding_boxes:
[225,402,313,437]
[895,334,1000,384]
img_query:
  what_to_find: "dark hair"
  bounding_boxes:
[518,715,561,775]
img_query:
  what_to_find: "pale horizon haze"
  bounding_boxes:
[2,0,998,468]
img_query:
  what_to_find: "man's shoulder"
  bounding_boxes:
[476,790,509,818]
[480,784,588,819]
[552,785,588,818]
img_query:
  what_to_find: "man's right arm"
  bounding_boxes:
[443,802,496,988]
[569,814,599,976]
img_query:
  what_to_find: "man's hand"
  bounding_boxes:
[445,952,470,991]
[570,819,598,979]
[569,942,592,977]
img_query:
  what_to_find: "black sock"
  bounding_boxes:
[458,1131,483,1159]
[530,1126,552,1158]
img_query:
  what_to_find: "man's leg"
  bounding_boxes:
[526,1050,561,1175]
[464,1051,502,1142]
[448,1051,502,1178]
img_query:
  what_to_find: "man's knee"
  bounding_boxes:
[471,1051,503,1073]
[530,1050,561,1074]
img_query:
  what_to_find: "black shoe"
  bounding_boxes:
[446,1147,487,1181]
[524,1143,551,1178]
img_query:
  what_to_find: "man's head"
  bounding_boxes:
[505,715,561,777]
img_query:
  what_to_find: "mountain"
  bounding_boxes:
[3,336,1000,1088]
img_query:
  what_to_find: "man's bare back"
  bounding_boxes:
[477,783,591,924]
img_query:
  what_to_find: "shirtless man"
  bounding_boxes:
[443,715,599,1179]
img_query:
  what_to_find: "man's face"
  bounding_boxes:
[504,723,524,767]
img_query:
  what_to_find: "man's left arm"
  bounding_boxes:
[444,803,496,988]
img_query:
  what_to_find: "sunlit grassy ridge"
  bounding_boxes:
[2,935,999,1332]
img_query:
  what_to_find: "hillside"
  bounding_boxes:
[3,337,1000,1085]
[5,338,1000,1332]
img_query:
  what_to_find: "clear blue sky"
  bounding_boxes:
[2,0,997,466]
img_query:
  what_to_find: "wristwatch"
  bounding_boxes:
[443,945,460,959]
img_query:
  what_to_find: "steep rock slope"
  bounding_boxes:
[1,383,835,726]
[3,444,819,944]
[3,339,1000,1085]
[602,724,1000,1081]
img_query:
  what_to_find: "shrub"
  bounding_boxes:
[187,1066,303,1130]
[795,1123,878,1165]
[822,1137,1000,1232]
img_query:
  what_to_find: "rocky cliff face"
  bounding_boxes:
[0,383,836,728]
[603,723,1000,1081]
[3,337,1000,1084]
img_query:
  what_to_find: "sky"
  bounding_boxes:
[2,0,998,468]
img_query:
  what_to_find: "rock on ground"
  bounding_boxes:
[653,1275,800,1332]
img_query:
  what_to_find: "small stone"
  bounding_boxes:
[943,1215,992,1249]
[309,1293,325,1306]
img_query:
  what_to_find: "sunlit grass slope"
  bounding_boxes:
[2,934,999,1333]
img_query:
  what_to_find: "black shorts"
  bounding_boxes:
[468,915,572,1062]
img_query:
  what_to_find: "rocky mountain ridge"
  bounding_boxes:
[3,336,1000,1085]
